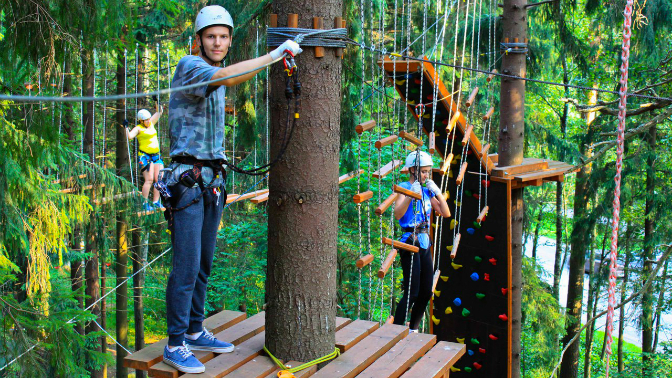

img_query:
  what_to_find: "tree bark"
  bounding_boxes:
[531,207,543,260]
[618,242,631,372]
[582,231,598,378]
[652,259,668,353]
[642,125,656,377]
[115,45,130,378]
[71,251,85,336]
[265,4,342,362]
[553,49,569,301]
[132,229,147,378]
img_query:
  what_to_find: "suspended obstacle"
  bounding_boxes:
[379,57,573,376]
[123,310,465,378]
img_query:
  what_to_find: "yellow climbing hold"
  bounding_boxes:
[451,367,462,372]
[407,100,416,105]
[434,290,441,297]
[450,219,458,229]
[448,170,454,178]
[441,275,449,281]
[445,306,453,314]
[395,80,406,85]
[451,262,463,270]
[456,337,465,344]
[444,190,450,199]
[432,315,440,325]
[447,245,453,251]
[454,200,462,207]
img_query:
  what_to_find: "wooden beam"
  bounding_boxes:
[382,237,419,253]
[179,333,266,378]
[226,189,269,204]
[356,254,375,268]
[477,206,489,222]
[393,184,422,200]
[399,131,423,146]
[372,160,402,179]
[375,193,399,216]
[377,249,398,278]
[334,17,344,57]
[487,69,498,83]
[312,17,324,58]
[225,356,278,378]
[374,135,398,149]
[353,190,374,204]
[356,120,376,134]
[446,111,461,133]
[269,14,278,28]
[287,14,298,28]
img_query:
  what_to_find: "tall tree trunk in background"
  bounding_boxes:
[132,229,147,378]
[582,229,599,378]
[100,238,107,377]
[553,48,569,301]
[560,137,595,378]
[642,126,656,377]
[652,259,668,353]
[618,242,632,372]
[71,252,85,335]
[82,45,104,378]
[266,4,342,361]
[115,42,130,378]
[531,207,543,260]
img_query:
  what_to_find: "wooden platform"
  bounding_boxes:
[124,311,465,378]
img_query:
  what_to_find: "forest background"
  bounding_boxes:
[0,0,671,377]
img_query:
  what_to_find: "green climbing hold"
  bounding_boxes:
[473,221,482,229]
[462,308,471,317]
[465,190,472,196]
[476,293,485,299]
[474,256,482,263]
[411,88,419,94]
[471,338,480,345]
[465,367,473,373]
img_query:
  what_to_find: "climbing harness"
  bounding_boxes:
[263,346,340,377]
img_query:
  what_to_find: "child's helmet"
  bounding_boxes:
[404,150,433,169]
[137,109,152,121]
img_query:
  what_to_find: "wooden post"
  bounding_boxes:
[270,14,278,28]
[447,111,461,132]
[465,87,479,107]
[353,190,374,203]
[393,184,423,200]
[375,135,398,149]
[313,17,324,58]
[288,14,299,28]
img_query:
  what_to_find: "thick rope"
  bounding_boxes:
[604,0,634,375]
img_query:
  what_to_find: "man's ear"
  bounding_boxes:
[195,34,202,47]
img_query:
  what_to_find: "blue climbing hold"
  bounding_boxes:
[470,272,479,281]
[467,228,475,235]
[468,349,475,356]
[453,298,462,306]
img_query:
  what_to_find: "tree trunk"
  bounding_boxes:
[560,141,595,378]
[652,259,668,353]
[618,243,631,372]
[71,251,85,336]
[553,47,569,301]
[582,231,598,378]
[499,0,527,376]
[642,126,656,377]
[115,46,130,378]
[265,5,342,362]
[132,229,147,378]
[531,207,543,260]
[100,239,107,377]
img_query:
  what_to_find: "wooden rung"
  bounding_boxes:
[356,120,376,134]
[339,169,364,184]
[372,160,402,179]
[428,132,435,154]
[250,192,269,204]
[377,249,398,278]
[353,190,374,204]
[487,69,498,83]
[393,184,422,200]
[450,234,461,259]
[356,254,375,268]
[375,193,399,216]
[269,14,278,28]
[440,153,454,175]
[447,111,461,133]
[399,131,423,147]
[60,183,105,193]
[52,173,87,185]
[477,206,489,222]
[461,124,473,146]
[480,143,491,159]
[382,237,419,253]
[482,107,495,121]
[465,87,479,107]
[312,17,325,58]
[455,162,468,185]
[431,270,441,293]
[375,135,398,149]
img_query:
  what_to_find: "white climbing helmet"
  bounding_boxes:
[404,150,433,169]
[195,5,234,35]
[137,109,152,121]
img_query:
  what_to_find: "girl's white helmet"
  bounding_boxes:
[195,6,234,34]
[404,150,433,169]
[137,109,152,121]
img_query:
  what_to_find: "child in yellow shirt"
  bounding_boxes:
[126,103,164,210]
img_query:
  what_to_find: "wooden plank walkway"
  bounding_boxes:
[125,311,464,378]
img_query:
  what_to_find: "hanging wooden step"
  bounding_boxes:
[377,249,398,278]
[382,237,419,253]
[431,270,441,294]
[477,206,489,222]
[356,120,376,134]
[356,254,375,268]
[450,234,462,259]
[375,135,399,149]
[353,190,374,204]
[372,160,402,179]
[428,132,435,154]
[375,193,399,216]
[339,169,364,184]
[447,111,461,133]
[439,153,454,175]
[482,107,495,121]
[393,184,422,200]
[461,125,473,146]
[250,191,269,204]
[399,131,423,147]
[455,162,468,185]
[226,189,269,204]
[465,87,479,108]
[487,69,498,83]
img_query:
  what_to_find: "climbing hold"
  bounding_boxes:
[451,262,463,270]
[450,219,458,229]
[489,258,497,265]
[434,289,442,297]
[467,349,474,356]
[474,256,482,263]
[473,221,481,229]
[445,306,453,314]
[476,293,485,299]
[395,80,406,86]
[454,200,461,206]
[423,113,432,119]
[410,88,419,94]
[414,78,422,85]
[470,272,479,281]
[465,190,473,196]
[484,273,490,281]
[501,288,508,295]
[407,100,416,105]
[427,94,434,100]
[467,228,475,235]
[472,193,481,200]
[467,149,473,155]
[464,367,473,372]
[450,367,461,373]
[489,334,499,341]
[462,308,471,317]
[449,170,454,178]
[499,314,508,321]
[470,338,480,345]
[432,315,440,325]
[473,362,483,370]
[453,298,462,306]
[444,191,450,199]
[456,337,465,344]
[481,179,491,187]
[441,275,449,282]
[479,348,486,354]
[485,235,495,242]
[447,245,453,252]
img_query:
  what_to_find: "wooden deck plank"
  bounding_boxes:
[514,166,571,182]
[181,332,266,378]
[124,310,246,370]
[399,341,465,378]
[147,312,266,378]
[221,355,278,378]
[311,323,408,378]
[336,317,354,331]
[335,320,380,352]
[355,333,436,378]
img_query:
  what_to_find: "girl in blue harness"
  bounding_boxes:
[393,150,450,332]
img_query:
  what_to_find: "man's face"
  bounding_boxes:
[197,26,231,63]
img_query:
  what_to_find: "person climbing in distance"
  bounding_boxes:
[392,150,450,334]
[125,102,164,211]
[158,5,302,374]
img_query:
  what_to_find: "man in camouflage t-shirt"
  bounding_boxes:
[162,5,302,374]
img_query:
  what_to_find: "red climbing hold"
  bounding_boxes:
[414,78,422,85]
[485,235,495,242]
[501,288,508,295]
[472,193,481,200]
[427,94,434,100]
[484,273,490,281]
[481,179,491,188]
[473,362,482,370]
[467,149,473,155]
[479,348,486,354]
[489,334,498,341]
[489,258,497,265]
[499,314,508,321]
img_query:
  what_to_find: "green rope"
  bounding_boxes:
[263,346,340,374]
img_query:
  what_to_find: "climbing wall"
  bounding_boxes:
[380,58,511,378]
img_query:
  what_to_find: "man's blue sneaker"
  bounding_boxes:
[185,328,235,353]
[152,200,162,209]
[163,342,205,374]
[142,202,154,212]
